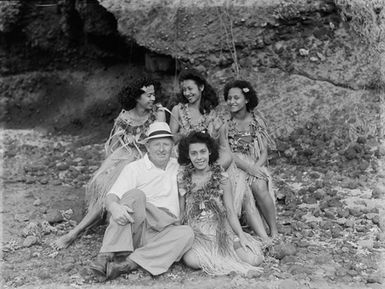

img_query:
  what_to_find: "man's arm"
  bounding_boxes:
[106,193,134,226]
[105,164,137,225]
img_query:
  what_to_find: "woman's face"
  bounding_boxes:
[136,85,156,110]
[226,87,248,113]
[181,80,203,104]
[189,142,210,172]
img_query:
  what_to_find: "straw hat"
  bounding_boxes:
[143,122,173,143]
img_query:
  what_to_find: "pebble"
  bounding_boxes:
[56,162,69,171]
[278,279,299,289]
[337,208,349,218]
[349,208,362,217]
[345,219,355,228]
[23,235,38,247]
[378,214,385,231]
[45,209,64,224]
[358,239,374,250]
[366,273,383,284]
[25,178,36,184]
[14,213,30,222]
[372,184,385,199]
[33,199,41,206]
[39,178,49,185]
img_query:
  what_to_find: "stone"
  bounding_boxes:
[33,199,41,206]
[278,279,299,289]
[14,213,30,222]
[366,273,383,284]
[45,209,64,224]
[349,208,362,217]
[56,162,69,171]
[372,184,385,199]
[337,208,349,218]
[23,236,38,247]
[39,178,49,185]
[358,239,374,250]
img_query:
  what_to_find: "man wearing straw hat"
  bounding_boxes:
[90,122,194,280]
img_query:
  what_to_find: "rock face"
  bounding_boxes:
[98,0,384,144]
[1,0,384,158]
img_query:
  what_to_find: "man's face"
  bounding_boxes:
[146,137,174,168]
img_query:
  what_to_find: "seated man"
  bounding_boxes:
[90,122,194,280]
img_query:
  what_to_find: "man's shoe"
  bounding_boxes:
[106,258,137,280]
[89,253,114,277]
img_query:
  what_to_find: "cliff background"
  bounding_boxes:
[1,0,384,171]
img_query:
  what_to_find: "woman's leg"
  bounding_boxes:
[182,249,201,270]
[52,204,103,249]
[242,192,269,240]
[250,180,278,237]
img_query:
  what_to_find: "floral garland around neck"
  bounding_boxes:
[180,103,208,133]
[116,106,158,140]
[179,162,230,252]
[227,111,272,155]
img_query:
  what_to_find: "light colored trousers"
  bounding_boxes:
[100,189,194,275]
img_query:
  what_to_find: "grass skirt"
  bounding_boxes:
[189,214,263,276]
[227,152,275,218]
[85,146,141,211]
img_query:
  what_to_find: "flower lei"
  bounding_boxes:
[112,106,158,153]
[179,162,230,253]
[180,103,208,133]
[227,111,272,155]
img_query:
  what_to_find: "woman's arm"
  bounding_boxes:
[232,154,266,179]
[156,106,166,122]
[179,194,185,224]
[169,105,184,144]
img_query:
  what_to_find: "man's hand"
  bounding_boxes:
[110,203,134,226]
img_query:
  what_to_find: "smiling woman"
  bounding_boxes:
[176,131,264,276]
[52,76,167,250]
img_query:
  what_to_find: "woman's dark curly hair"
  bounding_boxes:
[223,79,259,111]
[177,69,219,114]
[117,76,161,110]
[177,131,219,166]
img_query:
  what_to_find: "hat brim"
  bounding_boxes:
[140,133,174,143]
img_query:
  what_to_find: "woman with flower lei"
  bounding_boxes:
[53,76,166,250]
[177,131,263,276]
[170,68,232,169]
[223,79,278,240]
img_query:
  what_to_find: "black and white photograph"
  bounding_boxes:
[1,0,384,288]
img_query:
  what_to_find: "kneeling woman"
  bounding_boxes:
[177,132,264,276]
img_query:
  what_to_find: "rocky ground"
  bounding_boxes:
[1,127,385,289]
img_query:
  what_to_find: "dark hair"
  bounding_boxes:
[118,76,160,110]
[177,69,219,114]
[178,131,219,166]
[223,79,259,111]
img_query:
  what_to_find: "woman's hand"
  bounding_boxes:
[110,203,134,226]
[125,135,136,144]
[213,117,224,132]
[238,233,256,253]
[247,165,268,179]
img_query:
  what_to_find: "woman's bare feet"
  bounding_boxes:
[51,231,77,250]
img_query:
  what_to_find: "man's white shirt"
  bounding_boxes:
[107,154,180,218]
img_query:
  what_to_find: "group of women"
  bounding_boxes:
[53,69,278,276]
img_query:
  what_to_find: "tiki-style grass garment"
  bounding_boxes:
[85,107,158,210]
[175,103,217,134]
[224,111,276,217]
[177,163,263,276]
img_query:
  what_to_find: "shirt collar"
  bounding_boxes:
[143,154,177,171]
[143,154,154,170]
